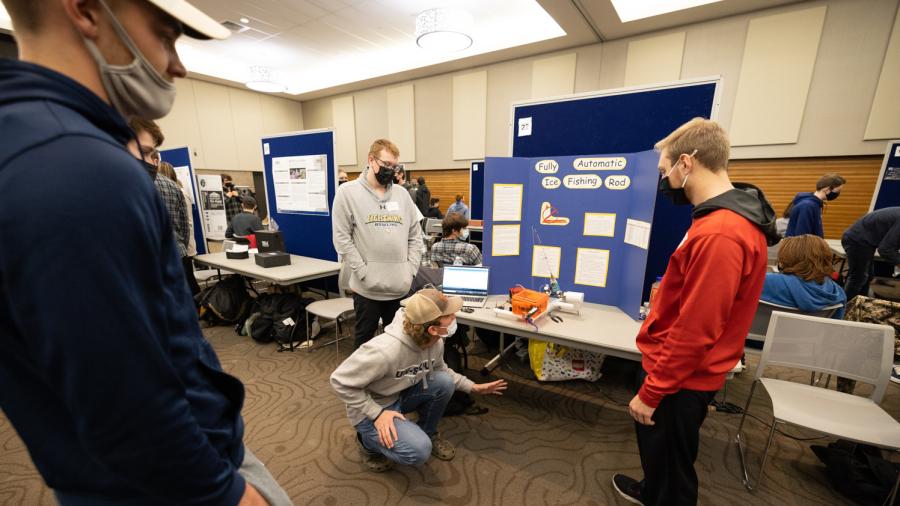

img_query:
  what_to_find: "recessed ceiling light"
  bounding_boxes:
[610,0,723,23]
[240,17,249,24]
[415,8,474,52]
[245,66,286,93]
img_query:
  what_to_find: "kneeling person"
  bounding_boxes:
[330,289,507,471]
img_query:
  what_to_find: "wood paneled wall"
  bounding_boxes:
[346,169,470,215]
[728,156,882,239]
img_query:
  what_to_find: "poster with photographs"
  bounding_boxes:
[197,174,227,239]
[272,154,329,215]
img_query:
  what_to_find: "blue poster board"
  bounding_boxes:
[159,146,206,255]
[871,140,900,212]
[509,78,720,301]
[470,160,484,220]
[483,150,659,319]
[261,129,337,260]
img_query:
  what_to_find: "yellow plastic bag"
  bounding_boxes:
[528,339,604,382]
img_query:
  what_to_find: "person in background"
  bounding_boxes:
[330,289,506,472]
[612,118,778,506]
[447,194,470,220]
[775,202,792,238]
[338,169,349,186]
[430,213,482,267]
[332,139,423,348]
[226,196,264,238]
[414,176,431,217]
[221,173,243,224]
[0,0,286,503]
[426,197,443,220]
[159,161,200,295]
[842,206,900,300]
[785,173,846,238]
[128,118,190,264]
[761,234,846,318]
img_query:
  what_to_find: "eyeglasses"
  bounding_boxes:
[373,157,399,172]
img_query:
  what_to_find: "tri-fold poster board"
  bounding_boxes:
[483,151,659,320]
[158,146,208,254]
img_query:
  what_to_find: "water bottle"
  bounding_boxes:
[453,255,463,266]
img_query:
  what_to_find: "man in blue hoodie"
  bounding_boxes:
[0,1,286,504]
[785,173,846,238]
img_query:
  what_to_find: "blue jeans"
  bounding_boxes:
[355,371,455,466]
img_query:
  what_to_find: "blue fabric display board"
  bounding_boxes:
[483,150,659,320]
[159,146,206,255]
[871,140,900,211]
[470,160,484,220]
[261,129,337,260]
[509,79,719,302]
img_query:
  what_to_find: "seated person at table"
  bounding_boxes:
[426,198,443,220]
[430,213,482,266]
[330,289,506,472]
[761,234,846,318]
[225,196,264,238]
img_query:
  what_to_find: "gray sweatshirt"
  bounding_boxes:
[330,308,475,426]
[332,169,423,300]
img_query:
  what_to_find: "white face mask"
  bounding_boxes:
[81,0,177,119]
[436,320,458,338]
[460,228,470,240]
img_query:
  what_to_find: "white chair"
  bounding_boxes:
[747,300,843,343]
[304,297,354,355]
[735,311,900,502]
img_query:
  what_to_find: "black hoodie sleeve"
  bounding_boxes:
[877,220,900,265]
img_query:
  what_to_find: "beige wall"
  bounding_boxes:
[157,78,303,172]
[301,0,900,170]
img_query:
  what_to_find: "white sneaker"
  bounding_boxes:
[891,365,900,384]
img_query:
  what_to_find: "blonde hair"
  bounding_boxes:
[157,161,181,187]
[777,235,834,284]
[403,316,441,348]
[654,117,730,171]
[368,139,399,160]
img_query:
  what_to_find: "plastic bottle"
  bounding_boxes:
[649,276,663,308]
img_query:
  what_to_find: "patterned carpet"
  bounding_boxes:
[2,322,898,505]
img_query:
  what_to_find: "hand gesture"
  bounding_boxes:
[472,379,507,395]
[628,394,656,426]
[374,410,406,448]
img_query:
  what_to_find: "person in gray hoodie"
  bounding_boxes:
[330,289,507,472]
[332,139,424,347]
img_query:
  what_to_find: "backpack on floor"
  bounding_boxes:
[811,439,900,506]
[197,275,252,325]
[249,293,314,345]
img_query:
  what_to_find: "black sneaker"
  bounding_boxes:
[611,474,644,505]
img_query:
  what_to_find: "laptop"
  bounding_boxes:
[442,266,490,308]
[425,218,442,235]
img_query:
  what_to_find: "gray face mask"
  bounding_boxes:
[82,0,177,120]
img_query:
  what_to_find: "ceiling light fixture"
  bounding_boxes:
[245,66,286,93]
[610,0,723,23]
[415,8,474,52]
[240,17,250,24]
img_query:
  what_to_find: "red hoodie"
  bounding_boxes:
[637,207,768,408]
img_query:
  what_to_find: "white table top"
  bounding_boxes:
[455,295,642,361]
[194,252,340,286]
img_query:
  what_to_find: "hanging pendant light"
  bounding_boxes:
[245,66,286,93]
[415,8,474,52]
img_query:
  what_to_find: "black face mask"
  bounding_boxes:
[338,180,347,186]
[825,191,840,201]
[373,165,395,186]
[140,159,158,180]
[659,177,691,206]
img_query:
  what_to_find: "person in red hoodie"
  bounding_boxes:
[612,118,779,506]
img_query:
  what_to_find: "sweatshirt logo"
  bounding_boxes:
[395,360,434,378]
[366,213,403,228]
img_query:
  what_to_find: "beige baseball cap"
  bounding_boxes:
[403,288,463,325]
[147,0,231,40]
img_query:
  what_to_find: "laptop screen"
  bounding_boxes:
[442,266,490,296]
